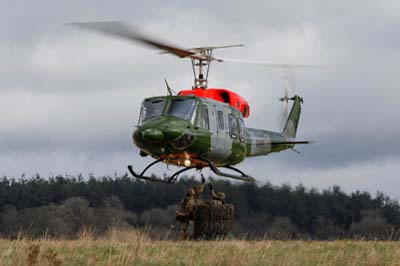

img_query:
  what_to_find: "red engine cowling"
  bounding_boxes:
[178,88,250,118]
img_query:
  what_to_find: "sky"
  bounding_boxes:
[1,0,399,197]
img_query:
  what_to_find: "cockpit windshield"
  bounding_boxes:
[139,97,166,124]
[167,98,197,123]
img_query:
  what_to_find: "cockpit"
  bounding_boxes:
[138,96,198,125]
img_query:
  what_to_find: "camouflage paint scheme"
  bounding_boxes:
[133,94,303,168]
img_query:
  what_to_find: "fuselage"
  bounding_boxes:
[133,94,292,168]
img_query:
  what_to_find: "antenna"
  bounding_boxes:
[164,78,175,95]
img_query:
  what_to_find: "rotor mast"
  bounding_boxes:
[191,49,213,89]
[187,44,244,89]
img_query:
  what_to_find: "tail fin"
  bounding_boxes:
[282,95,303,138]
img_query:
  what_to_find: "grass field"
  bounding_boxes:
[1,229,400,266]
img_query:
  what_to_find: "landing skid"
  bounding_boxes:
[127,158,255,184]
[209,164,255,182]
[127,159,196,184]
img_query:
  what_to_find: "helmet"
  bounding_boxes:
[187,188,195,196]
[217,192,225,201]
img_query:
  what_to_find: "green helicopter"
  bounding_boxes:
[72,21,313,183]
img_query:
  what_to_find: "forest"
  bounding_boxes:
[0,174,399,240]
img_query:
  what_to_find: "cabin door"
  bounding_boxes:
[207,103,218,149]
[213,105,231,161]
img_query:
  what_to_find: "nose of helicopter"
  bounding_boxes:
[133,121,184,145]
[142,128,164,142]
[133,117,196,152]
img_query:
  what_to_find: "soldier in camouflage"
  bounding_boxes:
[194,175,206,204]
[176,176,206,240]
[208,183,225,206]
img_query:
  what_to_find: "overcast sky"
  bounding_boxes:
[1,0,399,197]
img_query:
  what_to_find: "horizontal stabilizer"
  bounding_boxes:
[272,140,313,145]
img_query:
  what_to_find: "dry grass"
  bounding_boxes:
[1,229,400,266]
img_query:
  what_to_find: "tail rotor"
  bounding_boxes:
[279,68,296,129]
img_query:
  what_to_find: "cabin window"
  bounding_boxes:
[220,92,230,103]
[217,110,224,130]
[228,114,238,139]
[243,105,249,118]
[239,118,245,142]
[200,105,209,129]
[167,98,197,123]
[139,97,166,124]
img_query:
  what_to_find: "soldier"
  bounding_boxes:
[208,183,225,206]
[176,176,206,240]
[176,187,195,240]
[194,175,206,205]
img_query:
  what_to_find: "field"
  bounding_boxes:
[0,230,400,266]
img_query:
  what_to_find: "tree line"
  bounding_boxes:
[0,174,399,240]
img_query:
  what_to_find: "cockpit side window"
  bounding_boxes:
[139,97,166,124]
[228,114,238,139]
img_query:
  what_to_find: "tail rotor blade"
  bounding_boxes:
[279,67,297,129]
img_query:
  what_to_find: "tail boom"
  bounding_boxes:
[245,95,309,157]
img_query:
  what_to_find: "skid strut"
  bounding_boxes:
[128,157,255,184]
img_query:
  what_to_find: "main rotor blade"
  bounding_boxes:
[215,57,323,68]
[189,44,244,52]
[69,21,194,58]
[158,44,244,55]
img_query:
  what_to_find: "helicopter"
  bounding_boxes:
[72,21,313,184]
